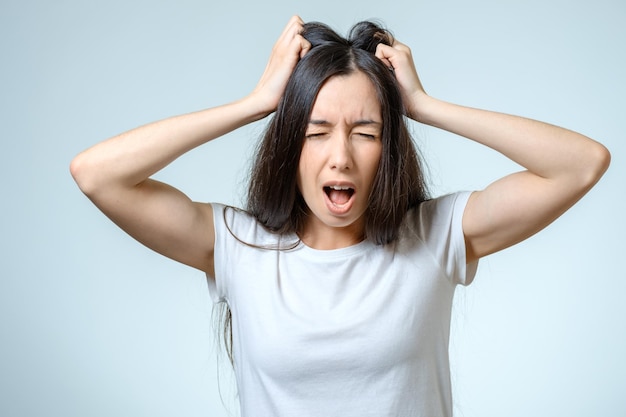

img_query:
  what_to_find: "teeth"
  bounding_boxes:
[329,185,352,190]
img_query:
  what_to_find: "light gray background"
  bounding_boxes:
[2,0,624,416]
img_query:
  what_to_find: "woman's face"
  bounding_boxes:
[296,71,383,248]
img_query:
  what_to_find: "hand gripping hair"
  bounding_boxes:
[247,20,428,245]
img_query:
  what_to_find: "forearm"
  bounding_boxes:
[415,94,610,187]
[71,95,268,195]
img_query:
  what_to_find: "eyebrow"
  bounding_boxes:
[308,119,382,126]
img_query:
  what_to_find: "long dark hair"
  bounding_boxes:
[219,20,429,365]
[247,20,429,245]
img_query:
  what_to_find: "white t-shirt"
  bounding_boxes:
[207,192,477,417]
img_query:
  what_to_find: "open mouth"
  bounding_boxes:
[324,185,355,206]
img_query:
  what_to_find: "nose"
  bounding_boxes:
[327,133,353,171]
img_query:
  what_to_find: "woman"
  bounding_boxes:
[70,16,610,417]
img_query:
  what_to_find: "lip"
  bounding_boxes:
[322,180,357,189]
[322,180,357,215]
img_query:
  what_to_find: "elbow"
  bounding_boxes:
[581,141,611,189]
[591,142,611,180]
[69,152,98,197]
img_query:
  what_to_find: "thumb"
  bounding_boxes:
[299,37,312,58]
[375,43,395,71]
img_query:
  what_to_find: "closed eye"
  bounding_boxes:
[356,133,377,140]
[305,132,327,139]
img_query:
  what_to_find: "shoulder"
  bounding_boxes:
[211,203,254,228]
[210,203,287,248]
[211,203,257,238]
[400,192,477,285]
[404,191,473,236]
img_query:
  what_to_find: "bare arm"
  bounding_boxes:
[70,16,311,274]
[376,42,610,263]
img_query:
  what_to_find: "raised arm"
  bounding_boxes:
[70,16,311,274]
[376,41,610,263]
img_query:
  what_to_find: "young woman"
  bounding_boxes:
[70,16,610,417]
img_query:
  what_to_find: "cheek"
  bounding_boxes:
[364,146,383,180]
[295,167,304,194]
[296,157,310,194]
[296,146,316,185]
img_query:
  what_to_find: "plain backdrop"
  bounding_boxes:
[1,0,625,416]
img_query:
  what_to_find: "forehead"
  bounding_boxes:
[309,71,382,123]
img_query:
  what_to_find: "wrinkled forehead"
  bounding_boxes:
[309,72,383,125]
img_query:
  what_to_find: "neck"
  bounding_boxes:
[298,217,365,250]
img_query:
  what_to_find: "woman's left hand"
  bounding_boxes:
[375,40,427,121]
[378,37,610,264]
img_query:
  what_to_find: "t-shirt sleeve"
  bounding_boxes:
[415,192,478,286]
[206,203,280,303]
[206,203,227,303]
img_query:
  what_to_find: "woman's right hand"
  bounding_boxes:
[70,16,313,277]
[250,15,311,117]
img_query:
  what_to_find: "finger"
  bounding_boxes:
[299,36,311,58]
[281,15,304,37]
[286,16,305,39]
[279,16,308,59]
[273,16,304,51]
[375,43,395,70]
